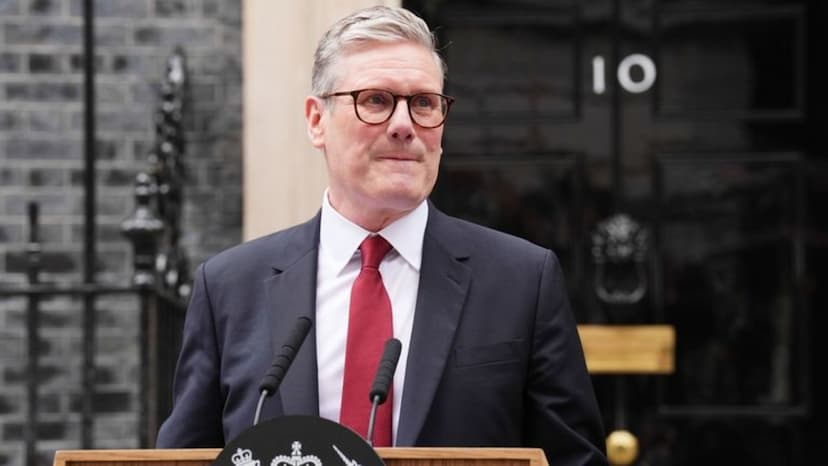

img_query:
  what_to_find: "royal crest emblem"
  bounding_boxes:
[271,441,323,466]
[212,416,383,466]
[231,448,260,466]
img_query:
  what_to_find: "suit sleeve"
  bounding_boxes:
[524,250,608,465]
[156,263,225,448]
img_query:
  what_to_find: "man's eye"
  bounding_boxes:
[412,95,437,109]
[362,92,391,106]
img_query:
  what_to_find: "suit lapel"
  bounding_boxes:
[396,207,471,446]
[263,213,321,418]
[258,206,472,440]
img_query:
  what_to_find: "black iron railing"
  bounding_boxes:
[0,46,191,465]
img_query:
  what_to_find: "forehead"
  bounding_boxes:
[334,41,443,91]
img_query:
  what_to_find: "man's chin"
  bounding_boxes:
[377,189,428,211]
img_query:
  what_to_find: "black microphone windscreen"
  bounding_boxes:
[369,338,402,403]
[258,316,312,394]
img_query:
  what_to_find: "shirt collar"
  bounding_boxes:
[319,189,428,274]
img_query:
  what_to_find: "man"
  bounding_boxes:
[157,6,607,465]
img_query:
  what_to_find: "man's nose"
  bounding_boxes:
[387,99,414,141]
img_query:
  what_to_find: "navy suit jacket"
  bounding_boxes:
[157,204,607,465]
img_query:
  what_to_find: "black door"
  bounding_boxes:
[407,0,828,464]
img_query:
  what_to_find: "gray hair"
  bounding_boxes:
[311,5,446,96]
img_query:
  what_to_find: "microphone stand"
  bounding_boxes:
[253,391,269,426]
[366,395,381,447]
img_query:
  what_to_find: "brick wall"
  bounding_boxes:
[0,0,242,464]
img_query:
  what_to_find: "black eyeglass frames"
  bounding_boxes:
[321,88,455,129]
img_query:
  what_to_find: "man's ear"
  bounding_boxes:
[305,96,326,149]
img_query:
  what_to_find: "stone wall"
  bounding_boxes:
[0,0,242,464]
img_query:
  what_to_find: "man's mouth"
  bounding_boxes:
[379,154,419,162]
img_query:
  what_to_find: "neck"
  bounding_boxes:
[327,193,418,232]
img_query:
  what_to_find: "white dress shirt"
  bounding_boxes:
[315,190,427,445]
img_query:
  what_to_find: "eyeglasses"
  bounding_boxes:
[321,88,455,129]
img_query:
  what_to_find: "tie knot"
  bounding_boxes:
[359,235,392,269]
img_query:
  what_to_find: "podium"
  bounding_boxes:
[54,448,549,466]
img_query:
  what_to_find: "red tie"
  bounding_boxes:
[340,235,394,446]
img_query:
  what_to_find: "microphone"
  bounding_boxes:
[366,338,402,446]
[253,316,312,426]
